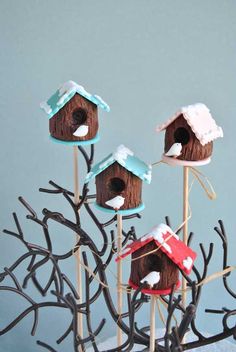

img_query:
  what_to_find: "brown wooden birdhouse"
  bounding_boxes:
[156,103,223,166]
[85,145,152,215]
[40,80,110,144]
[116,224,196,295]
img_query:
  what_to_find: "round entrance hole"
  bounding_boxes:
[72,108,87,125]
[109,177,126,194]
[147,254,162,272]
[174,127,190,145]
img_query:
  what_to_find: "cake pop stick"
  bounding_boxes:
[73,146,84,348]
[150,295,157,352]
[117,213,123,347]
[182,166,189,315]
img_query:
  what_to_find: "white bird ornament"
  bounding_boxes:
[165,143,182,158]
[140,271,160,288]
[73,125,89,137]
[105,195,125,211]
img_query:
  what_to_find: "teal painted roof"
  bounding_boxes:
[40,80,110,118]
[85,145,152,184]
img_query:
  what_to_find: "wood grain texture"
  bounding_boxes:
[130,241,179,291]
[49,93,98,141]
[96,162,142,210]
[164,115,213,161]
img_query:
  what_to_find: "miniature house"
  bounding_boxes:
[116,224,196,295]
[156,103,223,166]
[85,145,152,214]
[40,80,110,144]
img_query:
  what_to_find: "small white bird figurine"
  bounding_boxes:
[165,143,182,158]
[105,195,125,211]
[140,271,160,288]
[73,125,89,137]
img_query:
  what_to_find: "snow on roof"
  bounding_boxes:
[85,144,152,184]
[40,80,110,118]
[156,103,223,146]
[116,223,197,275]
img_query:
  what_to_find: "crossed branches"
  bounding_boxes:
[0,145,236,351]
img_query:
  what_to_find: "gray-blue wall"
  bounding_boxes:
[0,1,236,351]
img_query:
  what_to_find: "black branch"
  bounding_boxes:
[0,146,235,352]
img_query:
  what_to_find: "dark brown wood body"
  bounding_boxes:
[49,93,98,141]
[130,241,179,291]
[164,115,213,161]
[96,162,142,210]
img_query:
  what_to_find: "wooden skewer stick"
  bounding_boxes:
[150,295,156,352]
[73,146,83,351]
[117,213,123,347]
[182,166,189,342]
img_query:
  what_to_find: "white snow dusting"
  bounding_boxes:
[143,165,152,183]
[113,145,134,166]
[40,101,52,114]
[98,145,134,169]
[140,223,179,254]
[140,271,160,287]
[181,103,209,116]
[55,80,110,111]
[57,81,83,106]
[183,256,193,270]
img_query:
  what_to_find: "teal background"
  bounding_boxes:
[0,1,236,351]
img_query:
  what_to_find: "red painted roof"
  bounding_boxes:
[116,223,196,275]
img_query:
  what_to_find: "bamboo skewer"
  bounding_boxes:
[117,213,123,347]
[73,146,83,351]
[182,166,189,342]
[150,295,156,352]
[183,166,189,245]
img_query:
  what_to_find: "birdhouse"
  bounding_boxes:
[85,145,152,215]
[40,80,110,145]
[116,224,196,295]
[156,103,223,166]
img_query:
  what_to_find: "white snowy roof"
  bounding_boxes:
[156,103,223,146]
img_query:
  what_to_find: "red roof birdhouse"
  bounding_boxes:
[116,224,197,295]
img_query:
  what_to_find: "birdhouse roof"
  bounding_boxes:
[40,80,110,118]
[116,223,197,275]
[85,145,152,184]
[156,103,223,146]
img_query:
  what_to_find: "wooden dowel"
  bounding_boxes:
[117,213,123,347]
[183,166,189,245]
[150,295,156,352]
[182,166,189,341]
[73,146,83,351]
[73,146,80,205]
